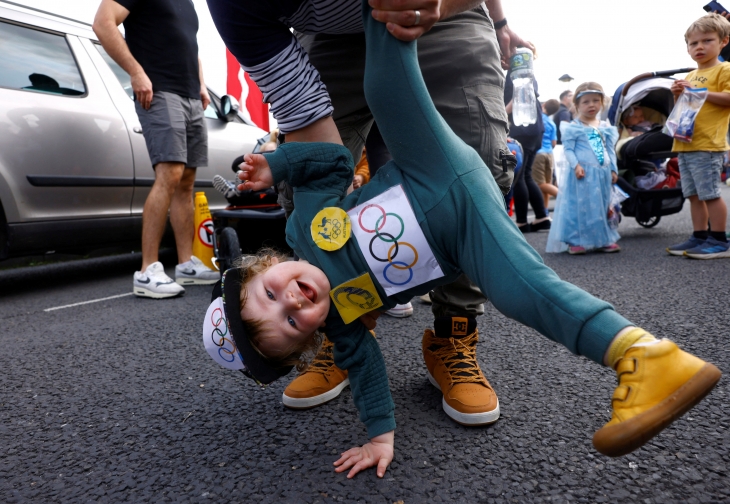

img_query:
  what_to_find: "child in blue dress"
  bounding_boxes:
[547,82,621,254]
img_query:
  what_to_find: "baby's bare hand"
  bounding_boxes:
[237,153,274,192]
[333,431,394,479]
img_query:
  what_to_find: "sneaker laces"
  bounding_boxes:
[429,332,486,385]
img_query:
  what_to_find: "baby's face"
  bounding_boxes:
[623,107,645,128]
[241,259,331,357]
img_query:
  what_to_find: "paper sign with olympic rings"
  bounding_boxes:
[202,297,245,370]
[347,185,444,295]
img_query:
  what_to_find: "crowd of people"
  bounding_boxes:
[93,0,726,482]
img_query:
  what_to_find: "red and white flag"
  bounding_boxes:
[226,49,270,131]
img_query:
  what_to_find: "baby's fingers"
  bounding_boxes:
[334,448,362,470]
[347,458,375,479]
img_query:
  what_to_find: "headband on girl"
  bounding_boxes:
[575,89,604,99]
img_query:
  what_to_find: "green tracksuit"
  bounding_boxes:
[263,1,632,439]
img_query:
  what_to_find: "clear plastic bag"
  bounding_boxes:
[662,87,708,143]
[607,184,629,229]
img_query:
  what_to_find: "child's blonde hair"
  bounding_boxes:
[573,82,607,108]
[685,13,730,43]
[236,249,324,372]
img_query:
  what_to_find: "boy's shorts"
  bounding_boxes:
[135,91,208,168]
[532,152,554,186]
[677,151,723,200]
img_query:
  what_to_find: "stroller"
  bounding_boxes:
[211,133,288,273]
[608,68,694,227]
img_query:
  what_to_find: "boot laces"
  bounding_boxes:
[305,338,336,375]
[431,332,485,385]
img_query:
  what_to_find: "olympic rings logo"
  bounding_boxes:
[210,307,237,363]
[358,204,418,286]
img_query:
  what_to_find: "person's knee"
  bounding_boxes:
[154,162,186,192]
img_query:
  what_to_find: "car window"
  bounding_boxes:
[204,102,219,119]
[0,21,85,96]
[94,44,134,99]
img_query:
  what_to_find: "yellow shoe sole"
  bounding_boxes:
[593,362,721,457]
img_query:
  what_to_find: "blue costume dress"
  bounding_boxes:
[547,120,620,252]
[262,1,633,439]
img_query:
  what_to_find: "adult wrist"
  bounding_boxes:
[493,18,507,30]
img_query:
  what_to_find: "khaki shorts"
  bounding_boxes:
[532,152,554,186]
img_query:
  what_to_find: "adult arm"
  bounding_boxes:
[198,58,211,110]
[92,0,153,109]
[485,0,535,69]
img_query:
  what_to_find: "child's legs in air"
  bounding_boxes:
[425,167,720,456]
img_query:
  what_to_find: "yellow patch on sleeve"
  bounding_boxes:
[329,273,384,324]
[310,207,351,251]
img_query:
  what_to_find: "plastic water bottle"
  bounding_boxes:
[510,48,537,127]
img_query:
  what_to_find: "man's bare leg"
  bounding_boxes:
[169,167,196,264]
[141,161,185,271]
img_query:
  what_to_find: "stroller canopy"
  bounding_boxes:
[609,77,675,126]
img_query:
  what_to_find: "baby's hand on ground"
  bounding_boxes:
[237,153,274,192]
[334,431,394,479]
[574,165,585,179]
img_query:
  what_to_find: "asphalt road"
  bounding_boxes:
[1,189,729,503]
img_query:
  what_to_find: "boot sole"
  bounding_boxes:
[593,362,722,457]
[426,371,500,426]
[281,378,350,409]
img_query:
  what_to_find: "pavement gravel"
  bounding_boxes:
[1,189,729,503]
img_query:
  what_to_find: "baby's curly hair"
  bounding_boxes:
[685,13,730,43]
[235,249,324,372]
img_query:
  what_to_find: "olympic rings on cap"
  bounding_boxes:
[210,307,237,362]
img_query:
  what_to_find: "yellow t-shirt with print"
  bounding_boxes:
[672,62,730,152]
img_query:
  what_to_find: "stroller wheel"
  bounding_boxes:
[636,215,661,228]
[218,226,241,272]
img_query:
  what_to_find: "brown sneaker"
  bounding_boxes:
[593,339,721,457]
[282,336,349,409]
[422,317,500,425]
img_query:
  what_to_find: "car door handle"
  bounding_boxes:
[133,126,143,134]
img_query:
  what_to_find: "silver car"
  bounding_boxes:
[0,1,266,258]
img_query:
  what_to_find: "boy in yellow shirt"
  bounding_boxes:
[667,13,730,259]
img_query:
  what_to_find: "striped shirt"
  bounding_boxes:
[208,0,366,134]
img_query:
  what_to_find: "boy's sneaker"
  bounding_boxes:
[683,236,730,260]
[422,317,500,426]
[666,235,705,256]
[175,256,220,285]
[593,339,721,457]
[384,302,414,318]
[213,174,241,200]
[568,245,586,255]
[282,337,350,409]
[133,262,185,299]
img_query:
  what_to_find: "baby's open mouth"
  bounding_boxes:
[297,281,317,303]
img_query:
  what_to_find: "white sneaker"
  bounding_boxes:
[418,293,432,305]
[175,256,220,285]
[384,302,414,318]
[133,262,185,299]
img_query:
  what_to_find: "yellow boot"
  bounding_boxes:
[593,339,721,457]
